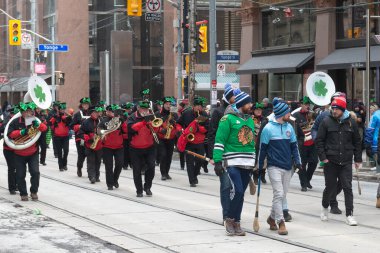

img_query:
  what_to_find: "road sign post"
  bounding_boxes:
[145,0,162,22]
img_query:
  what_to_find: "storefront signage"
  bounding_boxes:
[351,62,364,68]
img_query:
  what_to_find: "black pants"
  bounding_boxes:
[14,152,39,196]
[180,151,185,169]
[4,149,17,192]
[38,131,47,163]
[202,142,209,170]
[86,147,102,180]
[155,143,160,165]
[103,147,124,187]
[76,141,86,169]
[159,139,175,176]
[53,136,69,169]
[322,162,353,216]
[185,143,204,184]
[52,134,58,157]
[298,144,318,188]
[123,140,131,168]
[324,169,343,208]
[129,147,155,194]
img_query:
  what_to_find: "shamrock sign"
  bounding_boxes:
[34,84,46,103]
[313,80,328,97]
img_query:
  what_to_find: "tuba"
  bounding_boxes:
[4,76,52,150]
[90,116,122,149]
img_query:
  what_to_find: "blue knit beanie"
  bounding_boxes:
[273,97,290,119]
[233,88,241,96]
[235,92,252,109]
[223,83,234,102]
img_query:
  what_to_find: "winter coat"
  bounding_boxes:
[207,101,228,158]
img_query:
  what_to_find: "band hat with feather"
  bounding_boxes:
[301,96,313,105]
[58,102,67,110]
[163,96,175,104]
[194,96,207,106]
[156,100,164,106]
[106,104,121,111]
[80,97,91,104]
[17,102,37,112]
[121,102,134,109]
[138,100,150,109]
[141,88,150,96]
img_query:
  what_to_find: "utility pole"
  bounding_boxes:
[188,0,196,105]
[209,0,217,108]
[182,0,189,98]
[365,7,370,128]
[176,0,182,99]
[30,0,36,74]
[105,50,110,105]
[51,25,56,102]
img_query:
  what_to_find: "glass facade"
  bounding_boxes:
[268,73,303,101]
[262,1,316,48]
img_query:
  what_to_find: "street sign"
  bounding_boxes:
[21,33,33,49]
[145,0,161,22]
[216,50,240,63]
[217,64,225,77]
[38,44,69,52]
[35,63,47,74]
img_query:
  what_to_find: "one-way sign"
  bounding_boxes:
[38,44,69,52]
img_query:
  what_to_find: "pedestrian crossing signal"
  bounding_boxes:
[9,20,21,46]
[127,0,142,17]
[198,26,208,53]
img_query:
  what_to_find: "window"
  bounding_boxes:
[262,1,316,48]
[336,0,379,40]
[268,73,302,101]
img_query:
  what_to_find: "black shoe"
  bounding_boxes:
[283,211,292,222]
[181,167,185,170]
[203,167,209,173]
[307,182,313,189]
[261,176,267,184]
[123,165,128,170]
[114,182,119,189]
[190,183,196,187]
[40,162,46,166]
[59,168,64,172]
[63,166,68,171]
[144,189,152,197]
[9,190,16,195]
[90,178,96,184]
[77,168,82,177]
[330,206,342,214]
[155,162,160,166]
[195,178,199,185]
[96,178,100,182]
[108,186,113,190]
[141,170,145,175]
[301,187,307,192]
[161,175,167,181]
[136,193,143,197]
[166,175,172,180]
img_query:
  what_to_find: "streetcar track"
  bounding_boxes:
[37,172,331,253]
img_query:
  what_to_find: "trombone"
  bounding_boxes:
[142,109,163,144]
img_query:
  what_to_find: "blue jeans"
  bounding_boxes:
[226,167,251,222]
[220,171,231,220]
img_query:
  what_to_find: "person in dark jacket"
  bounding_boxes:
[208,84,239,222]
[7,102,47,201]
[262,98,273,117]
[155,97,180,180]
[35,108,48,166]
[99,104,127,190]
[293,96,318,192]
[120,102,134,170]
[0,106,18,195]
[70,97,91,177]
[78,106,103,183]
[177,96,209,187]
[316,97,362,226]
[47,101,61,158]
[128,100,159,197]
[49,102,72,171]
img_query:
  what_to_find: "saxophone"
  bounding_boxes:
[164,112,174,139]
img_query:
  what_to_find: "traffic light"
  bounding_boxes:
[198,25,208,53]
[127,0,142,16]
[9,20,21,46]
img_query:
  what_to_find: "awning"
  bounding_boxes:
[317,46,380,70]
[195,72,239,90]
[0,75,51,93]
[236,52,314,74]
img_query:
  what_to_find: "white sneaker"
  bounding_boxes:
[346,215,358,226]
[320,208,329,221]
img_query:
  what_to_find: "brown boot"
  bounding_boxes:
[30,193,38,201]
[21,195,28,201]
[233,221,246,236]
[267,216,278,231]
[376,197,380,208]
[224,218,235,236]
[278,221,288,235]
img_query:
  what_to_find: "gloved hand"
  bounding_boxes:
[214,162,224,177]
[20,128,28,136]
[160,128,167,135]
[32,120,40,128]
[80,139,85,146]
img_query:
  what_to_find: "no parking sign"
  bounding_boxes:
[145,0,161,22]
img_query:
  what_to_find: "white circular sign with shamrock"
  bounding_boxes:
[27,76,52,109]
[306,71,336,106]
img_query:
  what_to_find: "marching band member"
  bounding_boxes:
[120,102,134,170]
[98,104,127,190]
[128,100,159,197]
[35,107,48,166]
[155,100,164,166]
[78,106,103,183]
[70,97,91,177]
[7,102,47,201]
[177,101,188,170]
[0,106,19,195]
[213,91,255,236]
[47,101,61,158]
[293,96,318,192]
[177,96,209,187]
[49,102,72,172]
[155,97,180,180]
